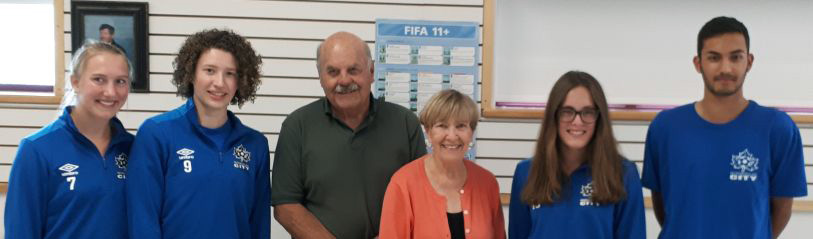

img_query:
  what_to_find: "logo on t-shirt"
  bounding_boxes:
[579,182,599,206]
[232,144,251,171]
[729,149,759,182]
[177,148,195,160]
[59,163,79,191]
[115,153,128,179]
[177,148,195,173]
[59,163,79,176]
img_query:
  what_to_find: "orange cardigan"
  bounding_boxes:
[379,156,506,239]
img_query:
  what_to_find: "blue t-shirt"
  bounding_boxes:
[641,101,808,239]
[509,159,645,239]
[4,107,133,239]
[125,99,270,239]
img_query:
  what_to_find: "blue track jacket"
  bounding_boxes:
[5,107,134,239]
[125,100,270,239]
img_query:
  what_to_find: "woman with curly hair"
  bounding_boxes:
[125,29,269,239]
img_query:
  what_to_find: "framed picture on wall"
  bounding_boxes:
[71,1,149,92]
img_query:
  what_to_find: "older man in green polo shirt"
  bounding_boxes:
[272,31,427,239]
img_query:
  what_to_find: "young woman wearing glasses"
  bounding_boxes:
[508,71,645,239]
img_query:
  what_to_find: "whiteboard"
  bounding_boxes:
[490,0,813,111]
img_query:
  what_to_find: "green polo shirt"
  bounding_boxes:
[271,95,427,239]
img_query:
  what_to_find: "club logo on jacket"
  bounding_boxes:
[730,149,759,182]
[177,148,195,160]
[177,148,195,173]
[233,144,251,171]
[59,163,79,190]
[59,163,79,176]
[579,182,598,206]
[115,153,128,179]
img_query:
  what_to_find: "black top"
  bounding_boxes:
[447,212,465,239]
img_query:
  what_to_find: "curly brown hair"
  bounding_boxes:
[172,29,262,107]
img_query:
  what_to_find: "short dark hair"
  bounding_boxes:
[99,24,115,34]
[172,29,263,107]
[697,16,749,56]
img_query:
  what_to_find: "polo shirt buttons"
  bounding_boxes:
[459,189,465,194]
[463,210,469,215]
[465,228,471,234]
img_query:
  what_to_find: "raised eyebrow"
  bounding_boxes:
[729,49,746,55]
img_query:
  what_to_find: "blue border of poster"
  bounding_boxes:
[375,19,480,160]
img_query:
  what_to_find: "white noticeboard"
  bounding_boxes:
[491,0,813,112]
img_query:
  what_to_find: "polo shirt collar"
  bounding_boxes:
[322,94,381,131]
[322,94,381,117]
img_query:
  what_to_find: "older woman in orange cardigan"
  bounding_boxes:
[379,89,505,239]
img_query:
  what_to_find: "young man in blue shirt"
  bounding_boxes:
[642,16,808,239]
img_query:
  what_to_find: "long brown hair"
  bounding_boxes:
[521,71,626,205]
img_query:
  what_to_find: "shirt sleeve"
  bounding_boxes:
[641,117,662,192]
[613,161,646,239]
[508,160,532,239]
[270,118,305,205]
[251,135,271,239]
[768,113,808,197]
[4,139,48,239]
[378,174,413,239]
[125,121,166,238]
[408,113,427,160]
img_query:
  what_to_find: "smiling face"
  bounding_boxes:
[318,33,374,114]
[192,48,238,115]
[557,86,597,154]
[71,52,130,121]
[426,117,474,161]
[694,33,753,98]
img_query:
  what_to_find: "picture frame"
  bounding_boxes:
[71,1,149,92]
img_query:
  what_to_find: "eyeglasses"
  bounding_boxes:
[557,107,599,123]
